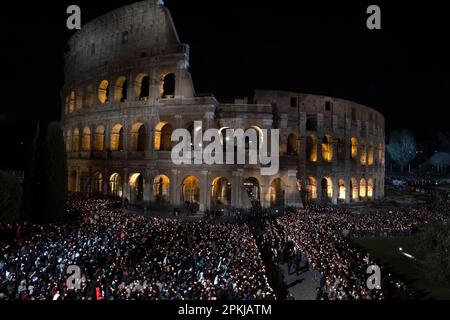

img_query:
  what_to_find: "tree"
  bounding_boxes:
[429,152,450,174]
[386,130,416,172]
[43,122,68,222]
[0,171,22,222]
[415,222,450,285]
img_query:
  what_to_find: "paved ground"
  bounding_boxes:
[278,262,318,300]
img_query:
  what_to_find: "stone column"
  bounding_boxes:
[332,177,338,205]
[286,170,302,207]
[171,169,181,207]
[122,168,129,205]
[103,167,109,196]
[345,178,351,204]
[199,170,209,212]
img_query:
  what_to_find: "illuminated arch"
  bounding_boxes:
[244,177,261,204]
[93,172,103,194]
[321,177,333,201]
[153,175,170,203]
[287,133,299,155]
[109,173,123,197]
[367,178,374,199]
[114,76,128,102]
[76,89,83,110]
[69,91,75,113]
[360,178,367,198]
[161,73,175,98]
[368,142,374,166]
[307,177,317,202]
[94,125,105,152]
[306,135,317,162]
[65,129,72,151]
[269,178,285,207]
[322,134,333,162]
[129,173,144,201]
[338,179,346,201]
[110,124,124,151]
[351,137,358,160]
[72,128,80,152]
[130,123,146,151]
[98,80,109,104]
[135,73,150,101]
[81,127,91,151]
[360,143,367,165]
[86,84,94,108]
[211,177,231,207]
[182,176,200,204]
[350,178,359,201]
[154,121,173,151]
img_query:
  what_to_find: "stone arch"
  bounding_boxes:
[153,174,170,203]
[321,177,333,202]
[350,178,359,201]
[367,178,374,199]
[130,122,146,151]
[161,73,175,98]
[129,173,144,202]
[368,141,374,166]
[306,177,317,202]
[338,179,346,202]
[360,142,367,165]
[182,175,200,204]
[93,171,103,194]
[287,132,299,155]
[360,178,367,198]
[244,177,261,205]
[269,177,285,207]
[322,134,333,162]
[110,124,124,151]
[69,91,75,113]
[306,135,317,162]
[94,125,105,152]
[81,127,91,152]
[98,80,110,104]
[80,171,90,194]
[109,173,123,198]
[211,177,231,207]
[135,73,150,101]
[72,128,80,152]
[76,89,83,110]
[114,76,128,102]
[154,121,173,151]
[65,129,72,151]
[351,137,358,160]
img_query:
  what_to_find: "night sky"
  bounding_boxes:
[1,1,449,169]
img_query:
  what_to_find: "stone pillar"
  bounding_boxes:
[171,169,181,207]
[345,178,351,204]
[149,68,160,104]
[332,177,338,205]
[122,168,129,205]
[199,170,209,212]
[103,167,109,196]
[286,170,302,207]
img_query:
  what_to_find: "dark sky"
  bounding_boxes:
[0,0,449,169]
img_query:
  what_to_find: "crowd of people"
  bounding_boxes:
[0,198,274,300]
[261,202,450,300]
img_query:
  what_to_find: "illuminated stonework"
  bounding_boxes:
[61,0,385,210]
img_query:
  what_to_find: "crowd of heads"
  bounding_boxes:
[0,198,274,300]
[261,202,450,300]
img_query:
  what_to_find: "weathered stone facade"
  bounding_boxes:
[61,1,385,211]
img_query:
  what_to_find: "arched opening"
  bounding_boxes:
[129,173,144,202]
[130,123,146,151]
[94,125,105,152]
[110,124,124,151]
[161,73,175,98]
[114,76,128,102]
[322,134,333,162]
[338,179,346,202]
[135,73,150,101]
[244,177,260,205]
[211,177,231,207]
[182,176,200,204]
[65,129,72,151]
[360,143,367,165]
[350,178,359,201]
[72,128,80,152]
[377,143,383,166]
[153,175,170,203]
[287,133,299,155]
[154,122,173,151]
[337,138,346,161]
[98,80,110,104]
[69,91,75,113]
[93,172,103,194]
[359,178,367,198]
[80,172,90,194]
[351,137,358,160]
[109,173,123,198]
[76,90,83,110]
[81,127,91,152]
[306,177,317,202]
[367,178,374,199]
[368,142,374,166]
[86,85,94,108]
[321,177,333,202]
[306,135,317,162]
[269,178,285,207]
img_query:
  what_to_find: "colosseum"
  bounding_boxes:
[61,0,385,212]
